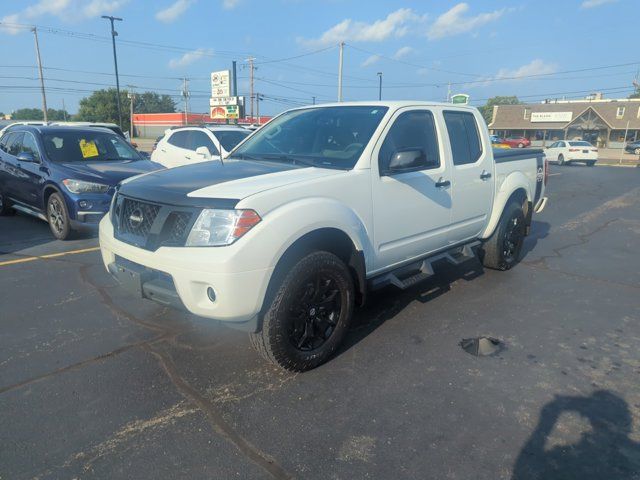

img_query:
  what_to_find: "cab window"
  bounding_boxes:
[378,110,440,174]
[444,111,483,166]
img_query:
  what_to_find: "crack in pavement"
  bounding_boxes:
[78,263,295,479]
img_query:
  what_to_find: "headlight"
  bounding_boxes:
[62,179,109,194]
[185,209,261,246]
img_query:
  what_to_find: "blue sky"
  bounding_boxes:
[0,0,637,116]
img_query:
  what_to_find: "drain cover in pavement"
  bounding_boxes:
[460,337,504,356]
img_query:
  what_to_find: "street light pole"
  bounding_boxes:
[377,72,383,101]
[337,42,345,102]
[31,27,48,122]
[102,15,123,128]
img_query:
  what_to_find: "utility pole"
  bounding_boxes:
[102,15,123,128]
[337,42,345,102]
[620,120,630,164]
[181,78,190,125]
[446,81,451,103]
[312,96,316,105]
[31,27,48,122]
[127,88,136,139]
[256,93,262,124]
[232,60,238,96]
[246,57,255,122]
[62,99,67,121]
[377,72,383,101]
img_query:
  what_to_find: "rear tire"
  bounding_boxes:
[586,160,596,167]
[634,148,640,155]
[250,251,355,372]
[482,201,526,271]
[47,192,72,240]
[0,189,16,216]
[557,154,565,166]
[518,143,524,148]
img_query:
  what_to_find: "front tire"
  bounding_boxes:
[634,148,640,155]
[47,192,72,240]
[250,251,355,372]
[482,201,526,271]
[586,160,596,167]
[557,154,565,166]
[518,143,524,148]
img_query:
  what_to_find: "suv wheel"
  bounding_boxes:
[0,189,16,216]
[482,201,526,271]
[47,192,72,240]
[250,251,355,372]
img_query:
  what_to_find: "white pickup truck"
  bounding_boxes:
[99,102,548,371]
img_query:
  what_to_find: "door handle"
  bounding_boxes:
[435,178,451,188]
[480,170,492,180]
[185,155,191,160]
[160,148,166,153]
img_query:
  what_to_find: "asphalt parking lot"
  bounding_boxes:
[1,165,640,479]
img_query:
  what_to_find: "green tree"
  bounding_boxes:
[75,88,176,128]
[11,107,69,121]
[629,84,640,99]
[478,96,521,125]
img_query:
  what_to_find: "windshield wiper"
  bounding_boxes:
[258,154,316,167]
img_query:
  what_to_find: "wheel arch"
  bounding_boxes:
[258,227,366,331]
[481,176,532,240]
[42,183,63,211]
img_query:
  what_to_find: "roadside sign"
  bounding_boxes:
[451,94,469,105]
[211,70,231,98]
[210,96,238,107]
[210,105,239,119]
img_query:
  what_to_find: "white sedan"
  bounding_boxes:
[546,140,598,166]
[151,126,250,168]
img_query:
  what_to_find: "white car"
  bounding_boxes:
[546,140,598,166]
[100,101,548,371]
[151,126,250,169]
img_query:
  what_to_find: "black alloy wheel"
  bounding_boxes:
[502,214,525,265]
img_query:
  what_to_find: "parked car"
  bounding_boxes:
[0,125,162,239]
[151,126,251,168]
[624,140,640,155]
[502,136,531,148]
[490,136,510,149]
[100,101,548,371]
[546,140,598,166]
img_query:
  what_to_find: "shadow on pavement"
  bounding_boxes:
[339,257,484,355]
[521,220,551,258]
[512,391,640,479]
[0,211,96,255]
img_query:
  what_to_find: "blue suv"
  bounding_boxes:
[0,125,162,239]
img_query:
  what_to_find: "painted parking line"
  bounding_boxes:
[0,246,100,267]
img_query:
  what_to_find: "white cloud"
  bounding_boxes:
[417,68,429,76]
[299,8,422,46]
[427,3,507,40]
[222,0,241,9]
[0,0,128,34]
[495,59,557,80]
[393,46,414,59]
[0,14,23,34]
[156,0,194,23]
[168,47,212,69]
[361,54,381,67]
[581,0,617,8]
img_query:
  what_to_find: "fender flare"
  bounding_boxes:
[480,172,531,239]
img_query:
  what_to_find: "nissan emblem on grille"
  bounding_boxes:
[128,208,144,228]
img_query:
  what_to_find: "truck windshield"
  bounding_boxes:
[232,106,388,169]
[43,131,141,163]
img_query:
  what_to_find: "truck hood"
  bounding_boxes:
[117,159,341,207]
[59,159,162,185]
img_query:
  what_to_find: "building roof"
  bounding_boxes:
[489,100,640,130]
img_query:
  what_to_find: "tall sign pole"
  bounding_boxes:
[31,27,48,122]
[102,15,123,128]
[337,42,344,102]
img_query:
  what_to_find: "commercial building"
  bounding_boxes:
[132,112,272,138]
[488,96,640,148]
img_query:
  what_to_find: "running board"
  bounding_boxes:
[369,241,481,291]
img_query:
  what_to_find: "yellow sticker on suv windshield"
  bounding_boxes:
[79,139,99,158]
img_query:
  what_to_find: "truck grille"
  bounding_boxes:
[112,194,196,250]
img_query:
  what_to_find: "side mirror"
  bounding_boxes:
[387,149,425,173]
[195,146,211,159]
[17,151,37,163]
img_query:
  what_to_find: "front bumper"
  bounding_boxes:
[99,216,273,331]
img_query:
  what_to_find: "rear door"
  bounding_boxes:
[444,110,494,244]
[371,107,452,271]
[2,132,24,201]
[13,132,44,207]
[160,130,191,168]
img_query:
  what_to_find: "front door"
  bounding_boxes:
[371,108,452,271]
[443,110,494,244]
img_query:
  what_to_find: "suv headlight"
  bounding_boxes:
[186,209,261,246]
[62,179,109,194]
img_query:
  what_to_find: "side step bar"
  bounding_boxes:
[369,241,481,291]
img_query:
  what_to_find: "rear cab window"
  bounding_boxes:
[443,111,483,166]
